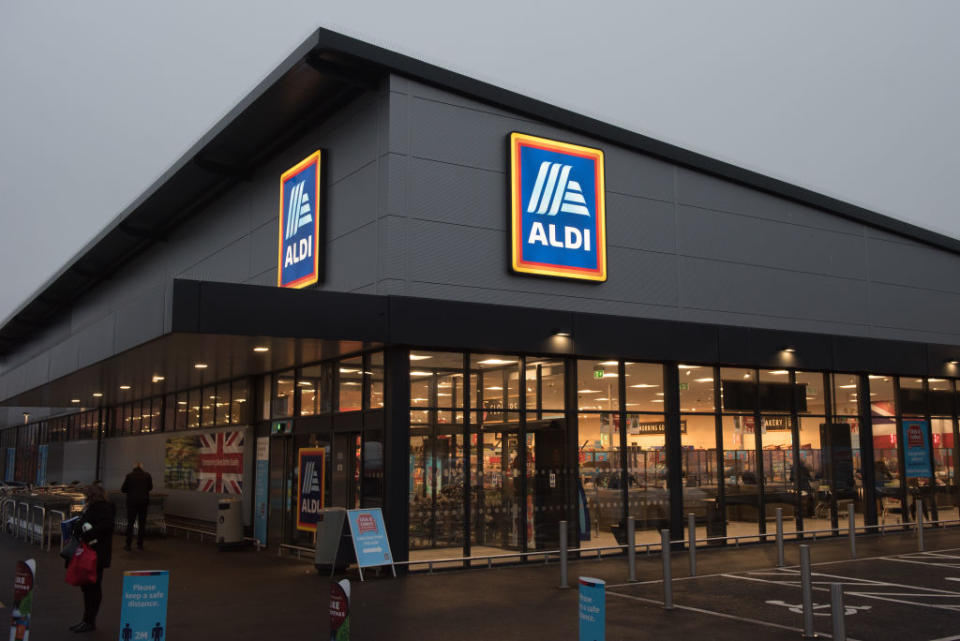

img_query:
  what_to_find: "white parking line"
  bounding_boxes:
[606,590,857,640]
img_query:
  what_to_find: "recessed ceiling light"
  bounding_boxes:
[120,385,131,390]
[92,392,103,398]
[478,358,517,366]
[678,365,700,370]
[410,371,432,377]
[253,346,269,353]
[151,375,165,383]
[598,361,619,366]
[630,384,658,388]
[578,389,601,394]
[409,354,432,361]
[177,401,187,405]
[838,384,857,389]
[70,399,80,403]
[767,370,789,375]
[651,399,664,403]
[485,386,504,391]
[194,363,208,369]
[693,378,714,383]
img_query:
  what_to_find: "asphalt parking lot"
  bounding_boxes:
[0,525,957,639]
[606,547,960,640]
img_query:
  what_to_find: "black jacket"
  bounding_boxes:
[74,499,116,569]
[121,467,153,505]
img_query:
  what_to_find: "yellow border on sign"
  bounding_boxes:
[278,150,323,289]
[509,132,607,282]
[296,446,326,532]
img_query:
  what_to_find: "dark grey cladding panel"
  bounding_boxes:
[404,218,677,307]
[326,223,378,292]
[869,283,960,337]
[175,281,387,340]
[867,236,960,295]
[573,314,718,364]
[409,96,524,172]
[178,236,252,282]
[327,160,378,240]
[406,156,506,230]
[114,285,167,354]
[717,326,833,370]
[248,221,278,278]
[832,336,927,376]
[676,168,865,236]
[48,335,80,381]
[602,145,674,202]
[679,256,869,326]
[678,205,868,281]
[606,194,675,253]
[388,297,574,355]
[76,315,117,370]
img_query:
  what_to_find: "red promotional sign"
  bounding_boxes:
[356,513,377,535]
[10,559,35,641]
[329,579,350,640]
[907,424,924,448]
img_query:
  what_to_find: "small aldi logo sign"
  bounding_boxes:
[278,151,322,288]
[510,133,607,281]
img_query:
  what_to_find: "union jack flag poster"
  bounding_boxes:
[197,431,245,494]
[164,431,246,495]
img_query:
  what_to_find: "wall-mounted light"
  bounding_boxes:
[70,399,80,403]
[92,392,103,398]
[947,359,959,366]
[194,363,208,370]
[151,375,165,383]
[782,346,796,354]
[253,346,269,353]
[120,385,131,391]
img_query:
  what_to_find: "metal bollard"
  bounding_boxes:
[917,506,924,552]
[627,516,636,582]
[800,545,816,639]
[775,507,784,567]
[559,520,569,589]
[688,513,697,577]
[848,505,856,559]
[831,583,846,641]
[661,529,673,610]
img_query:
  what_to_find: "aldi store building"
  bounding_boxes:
[1,28,959,566]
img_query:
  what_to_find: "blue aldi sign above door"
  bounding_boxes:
[510,133,607,282]
[278,151,322,288]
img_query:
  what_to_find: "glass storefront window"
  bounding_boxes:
[231,379,248,425]
[188,388,201,429]
[273,372,295,418]
[408,351,465,558]
[720,368,755,414]
[215,383,230,425]
[680,413,718,541]
[899,376,925,418]
[722,414,759,537]
[831,373,859,416]
[869,375,899,504]
[676,364,711,413]
[338,357,363,412]
[298,365,324,416]
[368,352,384,409]
[473,355,521,421]
[200,386,215,427]
[577,360,618,412]
[130,400,142,435]
[796,372,826,415]
[525,358,565,416]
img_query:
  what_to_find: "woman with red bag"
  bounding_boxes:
[68,483,115,633]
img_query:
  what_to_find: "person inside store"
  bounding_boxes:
[69,483,115,633]
[121,461,153,551]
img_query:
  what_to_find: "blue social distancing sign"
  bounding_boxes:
[579,576,605,641]
[119,570,169,641]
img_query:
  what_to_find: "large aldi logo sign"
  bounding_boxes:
[510,133,607,281]
[278,151,322,288]
[297,447,326,532]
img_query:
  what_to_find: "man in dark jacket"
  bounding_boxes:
[70,483,115,632]
[121,462,153,551]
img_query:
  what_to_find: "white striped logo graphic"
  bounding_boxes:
[526,161,591,217]
[284,180,314,240]
[302,461,321,494]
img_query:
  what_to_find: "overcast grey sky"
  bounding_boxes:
[1,1,958,325]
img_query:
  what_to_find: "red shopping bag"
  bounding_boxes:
[65,543,98,586]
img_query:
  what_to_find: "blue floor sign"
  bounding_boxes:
[579,576,605,641]
[119,570,169,641]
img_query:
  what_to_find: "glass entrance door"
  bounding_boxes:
[331,432,361,510]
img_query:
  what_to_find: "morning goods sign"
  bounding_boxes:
[510,133,607,281]
[278,151,322,288]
